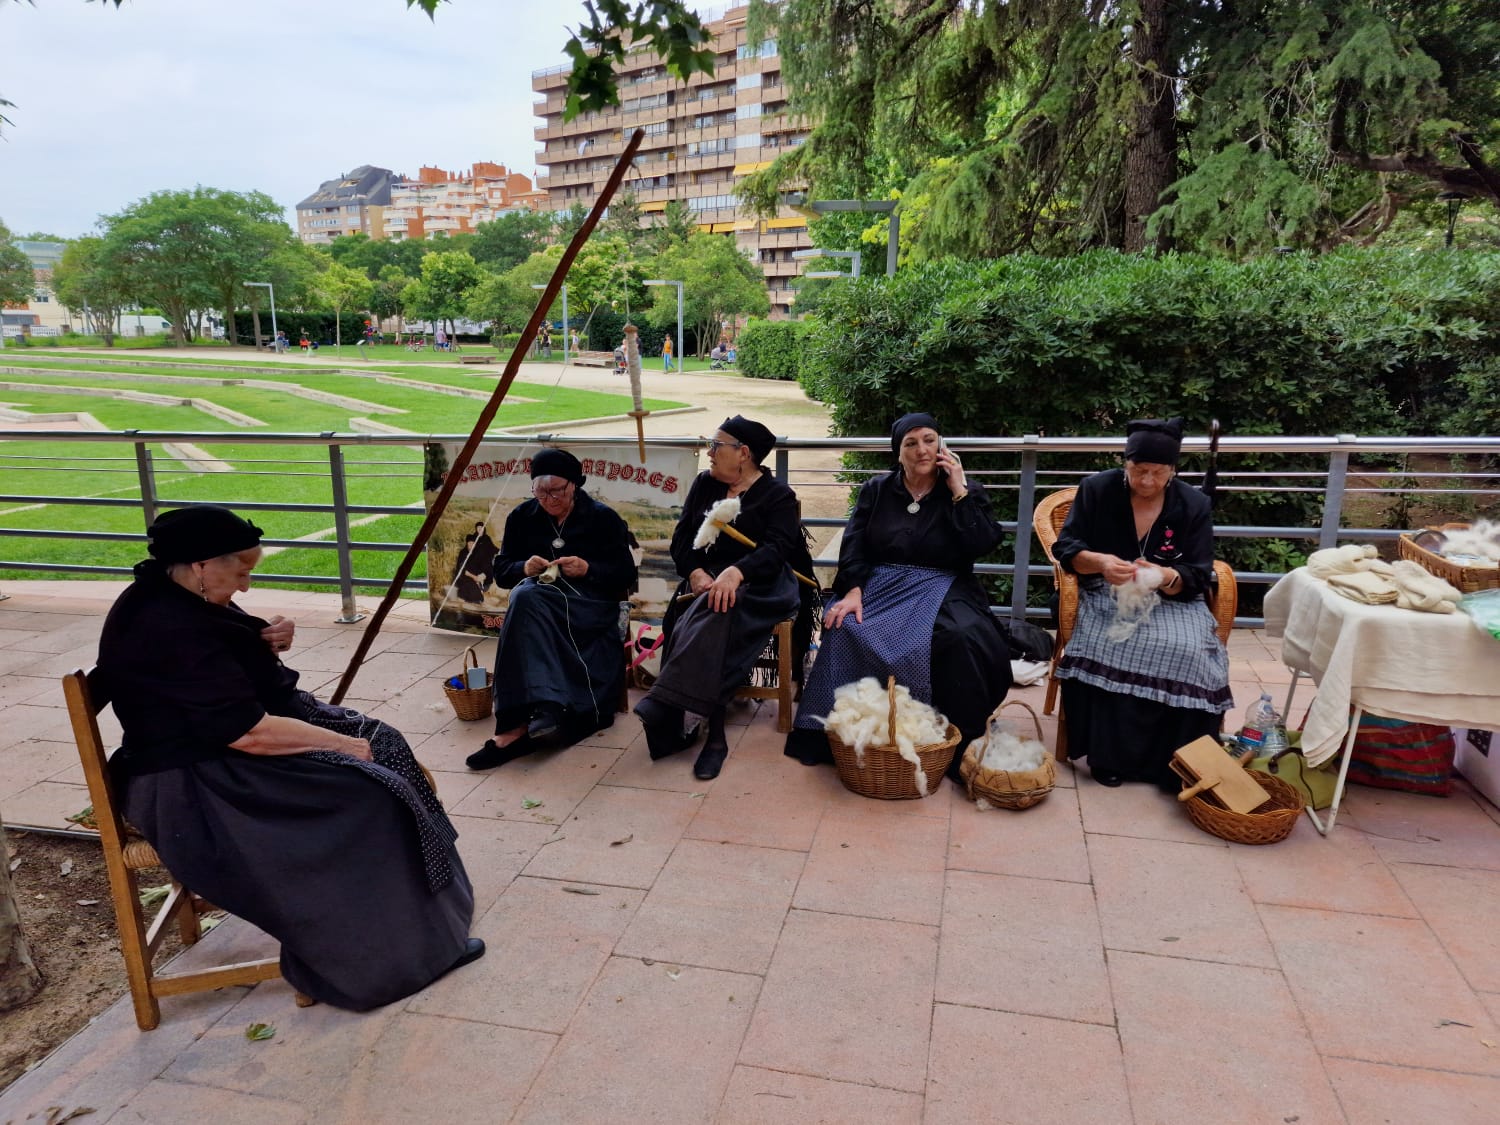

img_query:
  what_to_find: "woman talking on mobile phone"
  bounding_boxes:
[786,413,1012,781]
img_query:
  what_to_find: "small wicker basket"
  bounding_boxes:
[1398,525,1500,594]
[828,677,960,800]
[1182,770,1302,845]
[958,700,1056,810]
[442,645,493,722]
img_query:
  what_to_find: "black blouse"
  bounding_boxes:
[491,488,637,601]
[97,564,302,773]
[1053,469,1214,600]
[670,470,810,588]
[833,471,1002,599]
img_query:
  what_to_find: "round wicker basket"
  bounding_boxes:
[1183,770,1302,845]
[958,700,1056,810]
[442,645,493,722]
[828,677,960,800]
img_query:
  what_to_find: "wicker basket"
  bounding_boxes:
[1182,770,1303,845]
[1398,525,1500,594]
[828,677,960,800]
[958,700,1056,809]
[442,645,493,722]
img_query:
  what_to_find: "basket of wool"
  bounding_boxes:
[823,676,960,800]
[958,700,1056,809]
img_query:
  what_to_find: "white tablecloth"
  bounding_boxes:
[1263,568,1500,766]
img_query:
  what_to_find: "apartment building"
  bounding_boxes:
[295,165,400,244]
[1,240,73,338]
[532,4,813,318]
[382,162,546,241]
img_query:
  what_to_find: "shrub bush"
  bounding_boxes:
[231,311,370,346]
[736,318,805,380]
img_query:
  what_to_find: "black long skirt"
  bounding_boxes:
[1061,679,1222,786]
[120,716,473,1012]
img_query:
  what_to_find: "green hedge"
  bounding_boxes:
[736,318,806,380]
[231,311,372,346]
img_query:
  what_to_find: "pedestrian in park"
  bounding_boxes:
[298,330,310,354]
[274,330,288,355]
[540,326,552,359]
[662,334,675,372]
[570,329,580,353]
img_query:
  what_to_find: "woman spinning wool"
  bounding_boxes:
[786,413,1013,779]
[635,415,814,780]
[468,448,637,770]
[1052,418,1232,788]
[97,506,482,1012]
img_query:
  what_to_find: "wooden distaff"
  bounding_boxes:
[623,323,647,463]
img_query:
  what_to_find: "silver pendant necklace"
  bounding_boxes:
[551,517,566,552]
[905,477,931,514]
[907,499,922,515]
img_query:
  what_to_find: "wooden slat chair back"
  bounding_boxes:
[62,667,291,1030]
[1030,489,1238,761]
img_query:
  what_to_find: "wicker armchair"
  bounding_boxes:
[1031,488,1237,762]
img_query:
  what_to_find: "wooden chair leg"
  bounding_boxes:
[1054,702,1069,763]
[1043,659,1061,716]
[109,865,163,1031]
[775,621,794,734]
[174,886,203,947]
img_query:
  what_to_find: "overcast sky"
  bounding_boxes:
[0,0,582,239]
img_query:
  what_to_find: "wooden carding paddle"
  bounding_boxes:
[1170,736,1271,814]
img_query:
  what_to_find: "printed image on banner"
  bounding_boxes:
[423,441,697,636]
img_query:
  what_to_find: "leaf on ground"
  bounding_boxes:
[245,1022,276,1041]
[521,797,543,809]
[60,858,73,876]
[610,834,633,846]
[561,886,601,895]
[64,806,96,827]
[201,914,224,932]
[42,1108,96,1125]
[76,899,100,907]
[666,967,682,981]
[139,883,170,911]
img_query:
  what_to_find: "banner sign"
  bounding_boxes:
[423,441,698,636]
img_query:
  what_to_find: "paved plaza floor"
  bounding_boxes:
[2,580,1499,1123]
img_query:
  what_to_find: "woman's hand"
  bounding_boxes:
[1074,550,1138,586]
[260,615,295,654]
[824,587,863,629]
[688,568,714,595]
[522,554,552,578]
[1136,562,1181,595]
[707,565,743,613]
[936,445,967,494]
[340,736,373,762]
[557,555,589,578]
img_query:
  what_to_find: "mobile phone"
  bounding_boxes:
[938,441,951,476]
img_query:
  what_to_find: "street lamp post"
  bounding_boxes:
[805,200,898,277]
[530,283,568,363]
[1437,190,1470,249]
[243,281,277,351]
[643,279,683,371]
[791,248,862,280]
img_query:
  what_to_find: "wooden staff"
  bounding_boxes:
[329,129,647,705]
[675,519,819,602]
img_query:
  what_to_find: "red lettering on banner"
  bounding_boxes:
[480,613,506,629]
[648,471,663,488]
[663,476,678,494]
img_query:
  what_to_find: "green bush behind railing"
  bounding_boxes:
[736,318,807,381]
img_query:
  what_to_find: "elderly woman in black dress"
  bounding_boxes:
[635,415,814,781]
[1052,417,1233,788]
[468,448,638,770]
[98,506,482,1012]
[786,413,1013,778]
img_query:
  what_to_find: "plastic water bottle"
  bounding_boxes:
[1239,693,1287,757]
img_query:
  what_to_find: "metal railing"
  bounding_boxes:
[2,429,1497,625]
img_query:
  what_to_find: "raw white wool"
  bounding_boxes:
[1107,565,1163,642]
[818,677,949,797]
[974,797,994,811]
[978,726,1047,773]
[692,497,742,549]
[1436,519,1500,564]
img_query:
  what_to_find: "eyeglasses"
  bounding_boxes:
[532,482,572,499]
[706,439,744,454]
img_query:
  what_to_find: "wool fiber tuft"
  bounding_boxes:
[819,676,949,797]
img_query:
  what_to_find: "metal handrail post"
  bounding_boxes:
[1319,435,1355,549]
[774,447,789,484]
[1010,438,1040,619]
[133,442,158,528]
[327,444,365,624]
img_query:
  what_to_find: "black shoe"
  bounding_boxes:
[693,738,728,780]
[636,699,691,760]
[1092,768,1124,788]
[437,937,486,982]
[466,737,531,771]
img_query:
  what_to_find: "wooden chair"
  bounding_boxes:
[1031,488,1238,761]
[735,617,798,733]
[63,668,304,1030]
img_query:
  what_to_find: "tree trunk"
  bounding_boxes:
[335,308,342,348]
[251,308,263,351]
[1123,0,1176,253]
[0,808,45,1010]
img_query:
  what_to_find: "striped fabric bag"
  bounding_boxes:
[1348,715,1456,797]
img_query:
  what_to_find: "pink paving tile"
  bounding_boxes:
[279,626,405,672]
[602,733,723,792]
[1110,950,1344,1125]
[323,648,451,698]
[448,812,557,914]
[1390,863,1500,993]
[1260,903,1500,1076]
[407,875,643,1031]
[937,871,1113,1025]
[6,641,108,681]
[408,723,500,774]
[1075,774,1230,846]
[361,683,478,736]
[1345,787,1500,872]
[615,838,803,973]
[0,672,59,707]
[520,784,705,889]
[99,1080,308,1125]
[1088,833,1279,968]
[0,737,77,801]
[716,1066,923,1124]
[947,785,1090,884]
[420,764,487,810]
[4,778,92,829]
[816,759,957,820]
[383,629,486,656]
[791,807,948,926]
[739,909,938,1093]
[683,756,831,852]
[319,1011,557,1125]
[1233,810,1418,917]
[513,956,760,1124]
[1482,990,1500,1025]
[448,743,625,825]
[925,1003,1131,1125]
[0,701,76,745]
[1326,1057,1500,1125]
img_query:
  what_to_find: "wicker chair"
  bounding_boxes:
[1031,488,1237,762]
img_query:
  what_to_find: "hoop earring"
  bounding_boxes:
[197,570,208,601]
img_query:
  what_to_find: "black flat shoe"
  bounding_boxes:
[693,738,728,780]
[466,737,532,770]
[438,937,486,981]
[1092,768,1124,788]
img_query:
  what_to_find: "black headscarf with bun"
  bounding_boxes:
[529,447,586,486]
[1123,417,1184,466]
[146,506,263,565]
[719,415,777,465]
[890,412,940,462]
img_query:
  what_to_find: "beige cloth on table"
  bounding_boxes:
[1312,545,1462,614]
[1326,570,1399,605]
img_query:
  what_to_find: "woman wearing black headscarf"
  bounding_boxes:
[468,447,638,770]
[1052,418,1232,788]
[786,413,1013,778]
[97,506,482,1012]
[635,415,815,780]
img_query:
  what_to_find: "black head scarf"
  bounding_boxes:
[890,412,940,461]
[147,506,263,565]
[1124,417,1185,466]
[530,447,586,486]
[719,415,776,465]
